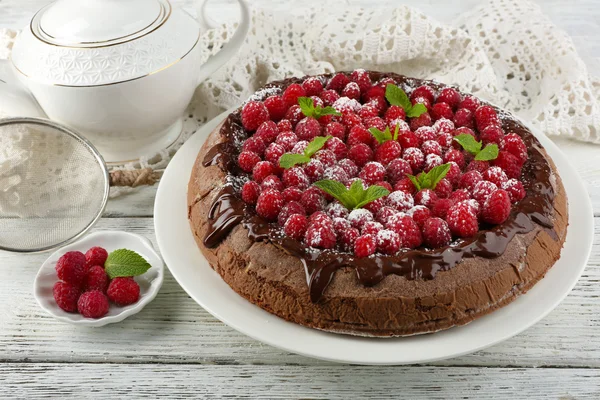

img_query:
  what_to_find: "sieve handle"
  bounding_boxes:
[109,168,163,188]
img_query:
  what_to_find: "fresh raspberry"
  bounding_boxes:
[320,89,340,106]
[342,82,361,100]
[282,167,310,189]
[364,116,387,132]
[358,103,379,119]
[408,205,432,228]
[410,112,432,131]
[264,95,287,122]
[414,127,436,144]
[386,158,412,184]
[480,125,505,146]
[252,161,275,183]
[264,143,285,166]
[261,175,283,191]
[387,214,422,248]
[282,83,306,108]
[384,105,406,123]
[83,265,109,292]
[85,247,108,268]
[283,214,308,240]
[347,125,372,146]
[56,251,87,287]
[340,228,360,251]
[443,149,465,169]
[410,85,436,103]
[437,132,454,149]
[324,122,346,140]
[472,180,498,204]
[367,96,387,113]
[437,88,461,109]
[386,190,414,211]
[433,118,455,134]
[447,201,479,238]
[53,281,80,312]
[412,96,432,110]
[295,117,322,141]
[354,234,377,257]
[374,181,393,192]
[362,221,384,236]
[474,105,499,131]
[241,101,270,131]
[363,86,385,102]
[450,188,471,203]
[323,165,350,184]
[402,147,425,172]
[285,105,304,127]
[359,162,386,185]
[333,217,352,234]
[423,154,443,172]
[350,69,373,93]
[348,143,374,167]
[241,181,261,204]
[324,137,347,160]
[348,208,374,230]
[414,189,438,208]
[282,186,303,203]
[376,229,401,254]
[466,159,490,173]
[242,136,267,156]
[483,166,508,187]
[107,277,140,306]
[275,131,298,151]
[313,150,335,168]
[304,159,325,182]
[458,170,483,191]
[256,189,284,220]
[305,222,337,249]
[278,201,306,226]
[375,206,397,225]
[434,178,453,199]
[362,198,386,216]
[309,211,331,226]
[445,162,462,185]
[431,198,453,219]
[394,177,416,194]
[458,95,480,113]
[502,179,526,203]
[327,73,351,92]
[421,140,442,157]
[431,102,454,121]
[291,141,308,154]
[302,77,324,96]
[493,151,522,179]
[325,202,349,219]
[376,77,396,89]
[341,111,364,129]
[300,190,326,215]
[481,189,511,224]
[422,217,452,248]
[338,158,359,177]
[78,290,109,318]
[397,131,420,149]
[503,133,528,165]
[255,121,279,144]
[277,119,293,132]
[453,108,474,128]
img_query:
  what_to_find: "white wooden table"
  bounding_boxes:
[1,1,600,398]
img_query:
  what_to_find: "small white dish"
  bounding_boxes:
[34,230,164,327]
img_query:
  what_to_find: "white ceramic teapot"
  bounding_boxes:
[0,0,249,162]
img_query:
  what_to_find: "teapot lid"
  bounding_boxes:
[33,0,171,48]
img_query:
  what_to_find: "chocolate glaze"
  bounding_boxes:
[199,72,558,302]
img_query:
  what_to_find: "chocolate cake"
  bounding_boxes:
[187,71,568,337]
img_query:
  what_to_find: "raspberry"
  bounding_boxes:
[327,73,351,92]
[350,69,373,93]
[386,190,414,211]
[446,162,462,185]
[386,158,412,184]
[431,198,453,219]
[85,247,108,268]
[394,177,416,194]
[323,165,350,184]
[444,149,465,169]
[342,82,361,100]
[324,137,347,160]
[493,151,522,179]
[242,101,270,131]
[295,117,322,141]
[374,180,393,192]
[480,125,505,145]
[481,189,511,224]
[56,251,86,287]
[502,179,526,203]
[407,205,431,228]
[359,162,386,185]
[453,108,474,128]
[447,201,479,238]
[255,121,279,144]
[410,85,436,103]
[423,154,443,172]
[377,77,396,89]
[437,132,454,149]
[285,105,304,127]
[375,206,397,225]
[338,158,359,177]
[450,188,471,202]
[503,133,528,165]
[434,178,453,199]
[472,180,498,204]
[387,214,422,248]
[264,143,285,166]
[376,229,401,254]
[325,202,349,219]
[256,189,284,220]
[403,147,425,172]
[242,136,266,156]
[284,214,308,240]
[474,105,499,131]
[340,228,360,251]
[302,77,323,96]
[466,159,490,173]
[242,181,261,204]
[252,161,275,183]
[106,277,140,306]
[431,102,454,121]
[282,186,303,203]
[300,190,326,214]
[277,201,306,226]
[335,98,362,115]
[397,131,420,149]
[305,222,337,249]
[437,88,461,108]
[77,290,109,318]
[282,83,306,108]
[374,141,401,166]
[458,95,480,113]
[324,122,346,140]
[348,143,374,167]
[363,86,385,102]
[410,112,432,131]
[458,170,483,191]
[367,96,387,113]
[414,189,438,208]
[261,174,283,191]
[320,89,340,106]
[342,112,364,130]
[433,118,455,134]
[483,166,508,187]
[384,105,406,122]
[422,217,452,248]
[314,149,336,168]
[282,167,310,189]
[421,140,442,157]
[333,217,351,234]
[415,127,437,144]
[277,119,293,132]
[362,221,384,236]
[53,281,80,312]
[290,140,309,154]
[83,265,109,292]
[348,208,374,230]
[304,159,325,182]
[309,211,330,226]
[275,131,298,151]
[264,95,287,121]
[358,103,379,119]
[354,234,377,257]
[347,125,372,146]
[364,116,386,131]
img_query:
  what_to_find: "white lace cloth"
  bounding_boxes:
[0,0,598,176]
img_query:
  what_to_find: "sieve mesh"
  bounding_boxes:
[0,118,109,252]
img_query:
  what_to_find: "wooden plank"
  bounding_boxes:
[0,217,599,367]
[1,363,600,399]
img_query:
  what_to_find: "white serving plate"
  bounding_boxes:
[34,231,164,327]
[154,109,593,365]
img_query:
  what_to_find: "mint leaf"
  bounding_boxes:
[454,134,482,155]
[406,103,427,118]
[105,249,152,279]
[314,180,353,209]
[385,84,411,110]
[314,106,342,119]
[368,127,393,144]
[406,174,422,191]
[279,153,310,169]
[392,124,400,141]
[346,179,364,202]
[406,163,451,191]
[314,179,389,210]
[298,97,341,119]
[475,143,499,161]
[355,185,390,209]
[304,135,331,157]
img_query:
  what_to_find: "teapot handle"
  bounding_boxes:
[196,0,250,85]
[0,59,46,118]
